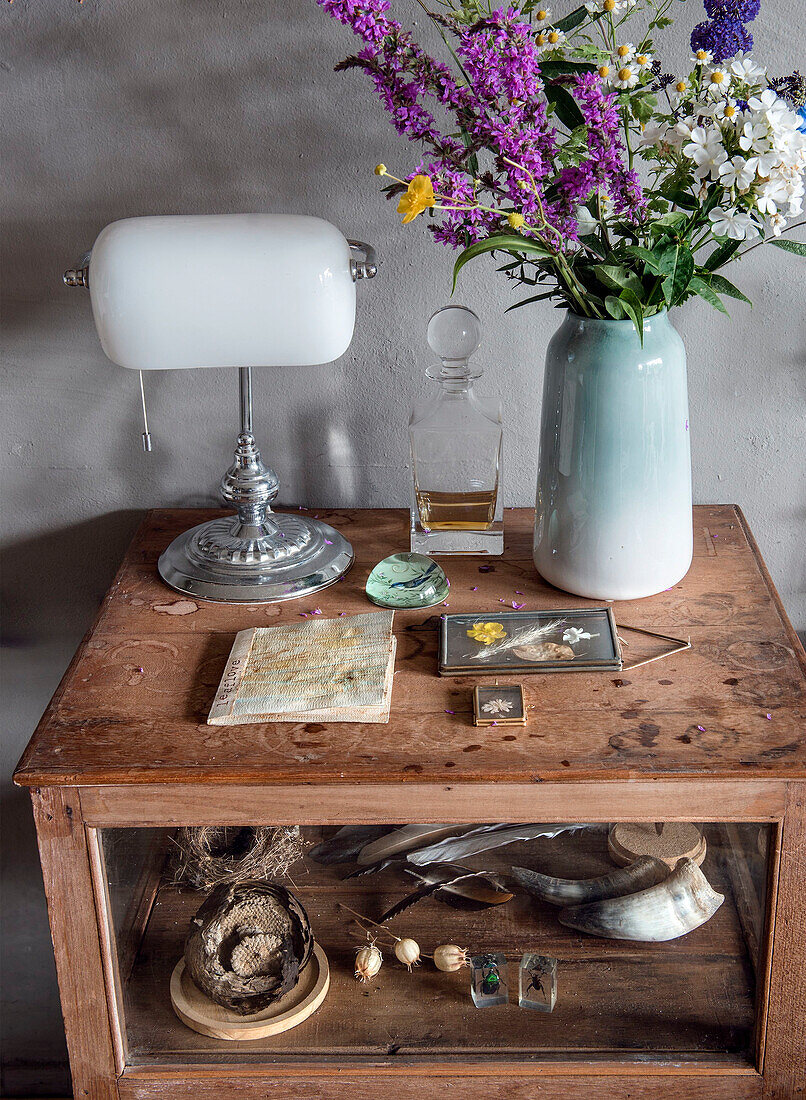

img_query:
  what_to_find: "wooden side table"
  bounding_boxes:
[14,507,806,1100]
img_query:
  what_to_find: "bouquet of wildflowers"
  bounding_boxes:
[319,0,806,333]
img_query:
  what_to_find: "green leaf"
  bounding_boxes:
[452,234,553,293]
[593,263,643,296]
[704,238,740,271]
[657,243,694,305]
[624,245,663,274]
[604,295,627,319]
[543,82,584,129]
[630,95,656,126]
[690,276,729,315]
[770,238,806,256]
[539,58,596,76]
[618,288,645,343]
[553,5,588,32]
[652,211,689,233]
[505,291,557,312]
[706,273,751,305]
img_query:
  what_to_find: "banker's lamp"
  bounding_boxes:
[64,214,377,603]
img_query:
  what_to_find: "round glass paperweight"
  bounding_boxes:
[365,552,449,610]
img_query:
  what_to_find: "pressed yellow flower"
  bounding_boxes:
[507,212,526,229]
[467,621,508,646]
[598,64,610,78]
[397,174,435,224]
[374,163,388,176]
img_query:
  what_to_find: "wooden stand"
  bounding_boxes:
[170,945,329,1041]
[608,823,707,869]
[13,507,806,1100]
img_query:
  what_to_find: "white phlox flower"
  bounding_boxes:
[708,207,759,240]
[729,53,766,83]
[719,155,755,190]
[683,125,727,179]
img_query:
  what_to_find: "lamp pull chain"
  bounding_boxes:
[138,370,152,452]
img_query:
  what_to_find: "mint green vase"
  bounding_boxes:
[533,310,692,600]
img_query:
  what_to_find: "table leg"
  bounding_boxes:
[31,786,118,1100]
[763,781,806,1098]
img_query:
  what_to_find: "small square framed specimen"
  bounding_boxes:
[440,607,621,676]
[473,684,526,727]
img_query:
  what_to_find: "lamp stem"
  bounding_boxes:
[239,366,253,436]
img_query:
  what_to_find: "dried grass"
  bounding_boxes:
[172,826,304,890]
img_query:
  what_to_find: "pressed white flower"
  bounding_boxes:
[691,48,714,66]
[730,53,766,83]
[612,64,639,90]
[563,627,592,645]
[532,6,552,28]
[633,50,653,69]
[709,207,758,241]
[719,155,755,190]
[614,42,636,63]
[704,67,732,98]
[482,698,514,715]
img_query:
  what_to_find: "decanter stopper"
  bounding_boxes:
[427,304,482,372]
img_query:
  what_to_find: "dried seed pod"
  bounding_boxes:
[394,937,421,970]
[433,944,470,972]
[354,944,383,982]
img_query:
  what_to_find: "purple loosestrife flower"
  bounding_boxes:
[556,71,646,223]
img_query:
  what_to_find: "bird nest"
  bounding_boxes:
[172,826,304,891]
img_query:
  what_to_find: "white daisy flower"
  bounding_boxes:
[633,50,653,69]
[536,28,565,51]
[614,42,636,64]
[704,68,732,98]
[713,98,741,124]
[585,0,622,12]
[612,64,640,90]
[729,53,766,83]
[718,155,755,190]
[531,6,552,29]
[708,207,758,240]
[691,48,714,66]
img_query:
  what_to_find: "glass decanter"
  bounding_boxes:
[409,305,503,555]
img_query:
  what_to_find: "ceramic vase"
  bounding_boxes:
[533,310,692,601]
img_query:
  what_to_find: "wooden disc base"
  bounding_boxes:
[170,943,329,1041]
[609,823,706,869]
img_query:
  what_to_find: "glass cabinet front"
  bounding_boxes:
[97,821,773,1070]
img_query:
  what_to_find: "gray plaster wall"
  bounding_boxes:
[1,1,804,1093]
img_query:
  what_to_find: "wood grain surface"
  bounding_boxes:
[12,506,806,787]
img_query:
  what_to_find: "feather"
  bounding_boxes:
[465,619,566,660]
[309,825,396,865]
[403,863,514,910]
[406,823,600,866]
[378,870,511,924]
[356,825,474,866]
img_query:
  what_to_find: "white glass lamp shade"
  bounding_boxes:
[88,214,357,370]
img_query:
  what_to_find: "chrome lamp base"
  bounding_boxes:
[157,368,354,603]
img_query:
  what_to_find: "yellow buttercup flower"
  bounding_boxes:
[397,175,436,224]
[374,163,388,176]
[507,212,526,229]
[467,621,508,646]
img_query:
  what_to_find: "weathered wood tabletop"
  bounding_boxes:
[13,505,806,788]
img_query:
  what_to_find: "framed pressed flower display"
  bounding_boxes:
[439,607,621,675]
